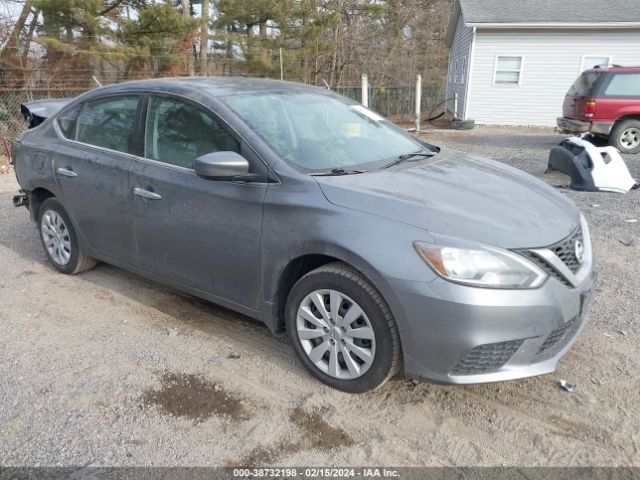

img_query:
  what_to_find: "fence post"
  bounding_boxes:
[415,74,422,133]
[361,74,369,108]
[453,92,459,120]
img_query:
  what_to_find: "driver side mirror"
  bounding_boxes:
[195,151,250,180]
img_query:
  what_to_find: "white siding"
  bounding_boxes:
[446,14,473,118]
[467,29,640,125]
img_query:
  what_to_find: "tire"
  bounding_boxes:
[610,119,640,154]
[38,198,97,275]
[285,262,401,393]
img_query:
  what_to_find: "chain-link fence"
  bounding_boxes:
[0,87,88,144]
[334,84,447,122]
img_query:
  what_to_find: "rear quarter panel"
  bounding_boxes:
[14,124,63,199]
[596,98,640,122]
[594,71,640,122]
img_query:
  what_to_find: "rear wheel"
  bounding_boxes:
[285,262,400,393]
[610,119,640,154]
[38,198,97,275]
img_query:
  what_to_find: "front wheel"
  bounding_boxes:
[610,119,640,154]
[38,198,97,275]
[285,262,401,393]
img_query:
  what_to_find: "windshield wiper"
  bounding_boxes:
[310,168,367,176]
[382,150,437,169]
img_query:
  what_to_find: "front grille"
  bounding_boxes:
[521,251,571,286]
[549,228,583,274]
[535,317,578,360]
[519,226,584,286]
[451,340,523,375]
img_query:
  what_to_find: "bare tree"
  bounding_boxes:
[1,0,32,57]
[182,0,195,75]
[199,0,209,75]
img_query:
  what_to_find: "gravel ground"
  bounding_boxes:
[0,126,639,467]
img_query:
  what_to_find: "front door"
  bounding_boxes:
[130,94,267,310]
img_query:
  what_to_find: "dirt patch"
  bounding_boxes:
[290,407,353,446]
[142,372,250,422]
[94,290,117,304]
[236,407,354,466]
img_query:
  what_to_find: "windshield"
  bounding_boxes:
[568,72,601,96]
[224,91,432,172]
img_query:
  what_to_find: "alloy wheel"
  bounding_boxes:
[41,210,72,265]
[296,289,376,380]
[620,127,640,150]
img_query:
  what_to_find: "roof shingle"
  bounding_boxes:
[458,0,640,24]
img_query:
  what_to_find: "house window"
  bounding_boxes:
[494,56,523,85]
[451,58,466,84]
[581,55,611,72]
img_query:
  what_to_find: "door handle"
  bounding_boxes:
[56,167,77,177]
[134,187,162,200]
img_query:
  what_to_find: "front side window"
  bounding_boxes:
[225,92,428,173]
[77,96,140,154]
[145,96,240,169]
[56,104,82,139]
[604,73,640,97]
[494,56,523,85]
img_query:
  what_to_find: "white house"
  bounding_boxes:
[445,0,640,126]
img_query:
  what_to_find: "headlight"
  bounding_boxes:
[414,240,547,289]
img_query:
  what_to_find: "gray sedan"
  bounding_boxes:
[12,78,596,393]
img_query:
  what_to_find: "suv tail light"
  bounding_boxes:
[584,99,597,118]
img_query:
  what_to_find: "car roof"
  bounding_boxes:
[585,66,640,73]
[90,76,322,98]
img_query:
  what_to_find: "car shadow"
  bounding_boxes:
[0,200,304,380]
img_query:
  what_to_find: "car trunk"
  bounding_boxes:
[20,98,72,128]
[563,72,602,120]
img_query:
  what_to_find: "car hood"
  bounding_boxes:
[314,149,580,249]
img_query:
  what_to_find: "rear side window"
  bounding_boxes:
[604,74,640,97]
[56,104,81,139]
[144,96,240,169]
[568,73,601,96]
[77,96,140,154]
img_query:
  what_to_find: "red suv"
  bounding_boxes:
[557,66,640,154]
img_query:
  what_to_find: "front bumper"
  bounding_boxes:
[557,117,613,136]
[391,265,597,384]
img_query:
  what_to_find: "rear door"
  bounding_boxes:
[53,94,142,264]
[130,94,268,309]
